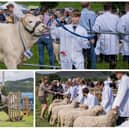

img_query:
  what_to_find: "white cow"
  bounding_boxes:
[0,14,47,69]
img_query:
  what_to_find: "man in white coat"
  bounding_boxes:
[51,10,90,69]
[112,72,129,125]
[117,3,129,67]
[80,87,99,109]
[97,81,114,113]
[93,3,119,69]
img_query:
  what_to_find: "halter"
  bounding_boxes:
[24,21,42,34]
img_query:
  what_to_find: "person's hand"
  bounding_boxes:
[112,106,118,112]
[90,39,95,44]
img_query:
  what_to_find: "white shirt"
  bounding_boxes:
[101,85,114,113]
[82,93,99,109]
[76,85,87,103]
[112,74,129,117]
[51,24,90,67]
[117,12,129,55]
[93,11,119,55]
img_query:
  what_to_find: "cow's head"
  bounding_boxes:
[21,14,47,36]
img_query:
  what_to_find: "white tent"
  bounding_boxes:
[0,1,28,11]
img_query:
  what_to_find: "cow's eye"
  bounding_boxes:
[29,21,33,23]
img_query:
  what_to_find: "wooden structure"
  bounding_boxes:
[8,92,22,121]
[23,96,30,116]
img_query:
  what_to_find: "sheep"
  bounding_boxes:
[119,120,129,127]
[49,102,77,126]
[48,98,69,115]
[59,105,103,127]
[73,109,118,127]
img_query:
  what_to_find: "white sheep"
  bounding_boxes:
[120,120,129,127]
[58,105,103,127]
[73,110,118,127]
[48,98,68,115]
[49,102,76,126]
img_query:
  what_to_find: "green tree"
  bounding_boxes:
[40,2,58,9]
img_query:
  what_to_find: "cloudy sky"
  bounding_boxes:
[0,71,33,81]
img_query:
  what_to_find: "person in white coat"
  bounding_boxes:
[112,72,129,125]
[97,81,114,113]
[93,3,119,69]
[51,10,90,69]
[80,87,99,109]
[117,3,129,67]
[76,79,87,103]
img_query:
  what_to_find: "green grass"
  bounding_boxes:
[36,95,53,127]
[0,111,33,127]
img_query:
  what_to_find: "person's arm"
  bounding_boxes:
[93,17,101,32]
[112,77,128,109]
[101,88,111,110]
[80,29,90,49]
[117,16,126,33]
[89,96,98,109]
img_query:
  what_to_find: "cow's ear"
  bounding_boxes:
[37,15,43,21]
[21,17,26,26]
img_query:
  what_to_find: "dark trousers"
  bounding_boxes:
[83,44,96,69]
[37,35,54,69]
[0,94,1,103]
[105,55,117,69]
[116,116,128,126]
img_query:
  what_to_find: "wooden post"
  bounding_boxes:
[23,96,30,116]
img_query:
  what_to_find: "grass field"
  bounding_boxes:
[0,44,128,69]
[0,111,33,127]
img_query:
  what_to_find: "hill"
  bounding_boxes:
[4,78,33,92]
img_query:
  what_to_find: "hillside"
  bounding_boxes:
[36,71,111,80]
[3,78,33,92]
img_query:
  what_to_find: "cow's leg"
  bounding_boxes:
[4,56,17,69]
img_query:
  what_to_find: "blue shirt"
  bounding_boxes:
[79,8,96,32]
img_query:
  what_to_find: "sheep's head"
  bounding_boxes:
[92,105,103,115]
[72,101,80,108]
[106,109,118,125]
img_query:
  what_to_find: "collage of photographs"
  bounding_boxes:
[0,0,129,128]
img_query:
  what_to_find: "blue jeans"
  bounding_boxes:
[37,35,54,68]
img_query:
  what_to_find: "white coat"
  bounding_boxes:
[82,93,99,109]
[112,74,129,117]
[93,11,119,55]
[51,24,90,69]
[117,12,129,56]
[76,85,87,103]
[101,85,114,113]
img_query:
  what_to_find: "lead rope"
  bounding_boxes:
[18,22,33,59]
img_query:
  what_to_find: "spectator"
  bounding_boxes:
[37,6,55,69]
[0,9,6,23]
[51,80,64,100]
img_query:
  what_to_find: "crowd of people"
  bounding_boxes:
[38,72,129,126]
[0,2,129,69]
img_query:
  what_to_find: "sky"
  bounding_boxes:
[0,71,33,81]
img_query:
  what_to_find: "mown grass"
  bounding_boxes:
[0,111,33,127]
[0,44,128,69]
